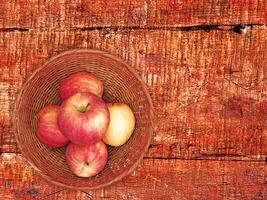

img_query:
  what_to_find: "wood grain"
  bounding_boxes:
[0,0,266,30]
[0,153,266,200]
[1,28,267,161]
[1,1,267,198]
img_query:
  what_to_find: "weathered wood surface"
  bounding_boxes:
[1,0,267,199]
[0,153,266,200]
[1,29,267,162]
[1,0,266,30]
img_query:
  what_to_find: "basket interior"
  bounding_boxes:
[14,50,153,189]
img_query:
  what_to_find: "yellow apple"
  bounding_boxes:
[103,103,135,147]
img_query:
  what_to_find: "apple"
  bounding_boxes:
[66,141,108,177]
[59,72,103,100]
[58,92,110,146]
[103,103,135,147]
[37,105,69,147]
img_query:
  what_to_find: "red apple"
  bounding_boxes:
[37,105,69,147]
[58,92,110,146]
[59,72,103,100]
[66,141,108,177]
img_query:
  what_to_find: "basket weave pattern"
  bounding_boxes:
[13,49,153,190]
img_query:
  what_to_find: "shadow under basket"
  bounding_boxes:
[13,49,153,190]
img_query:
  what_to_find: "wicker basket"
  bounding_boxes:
[13,49,153,190]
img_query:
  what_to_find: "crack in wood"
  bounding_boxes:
[145,156,267,163]
[0,28,29,32]
[75,24,266,32]
[200,153,243,158]
[0,24,265,33]
[0,152,265,163]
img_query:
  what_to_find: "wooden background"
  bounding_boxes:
[0,0,267,199]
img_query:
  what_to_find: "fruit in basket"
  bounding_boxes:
[58,92,110,146]
[59,72,103,100]
[103,103,135,147]
[66,141,108,177]
[37,105,69,147]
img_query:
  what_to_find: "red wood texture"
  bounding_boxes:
[0,0,267,199]
[1,29,267,161]
[0,153,266,200]
[0,0,266,29]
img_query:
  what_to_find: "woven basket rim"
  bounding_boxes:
[13,49,154,190]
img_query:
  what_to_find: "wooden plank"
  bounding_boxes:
[0,153,62,200]
[0,0,266,30]
[0,153,266,199]
[1,28,267,161]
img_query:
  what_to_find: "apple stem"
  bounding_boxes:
[77,103,90,113]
